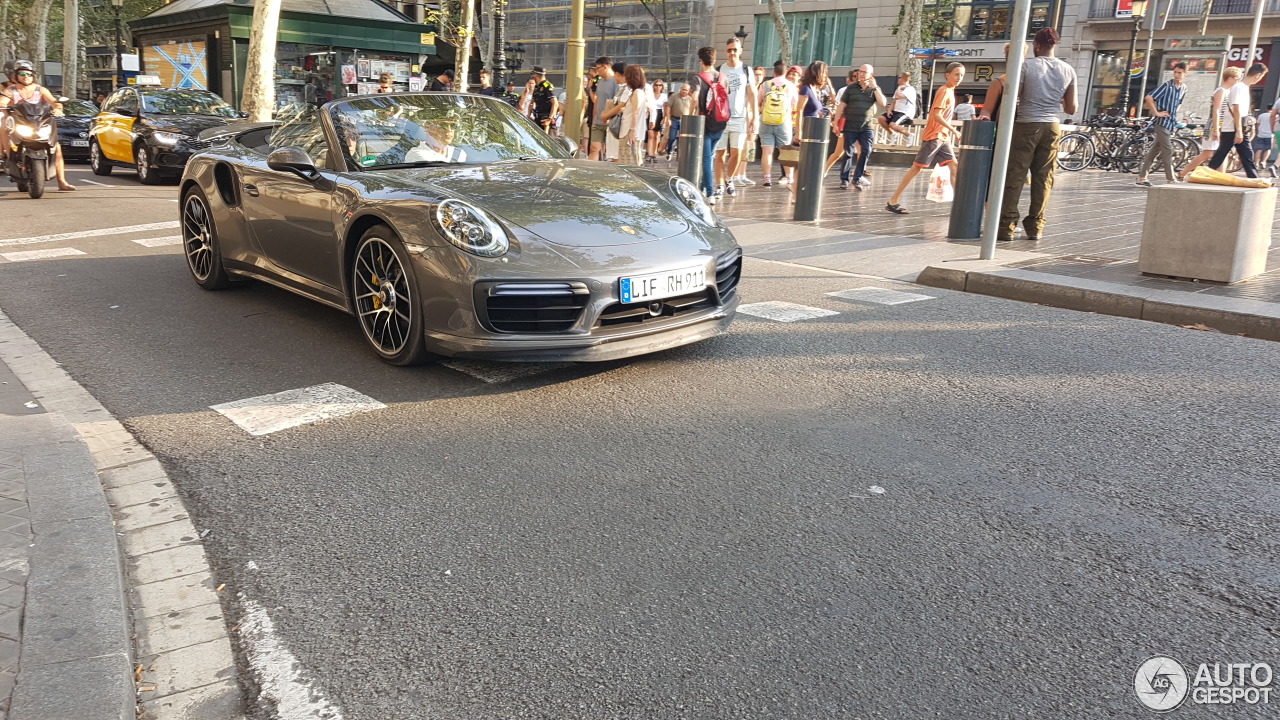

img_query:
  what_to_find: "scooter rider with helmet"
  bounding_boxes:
[0,60,75,191]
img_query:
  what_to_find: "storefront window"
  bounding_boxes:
[1091,49,1158,115]
[274,44,338,110]
[942,0,1055,41]
[340,52,416,96]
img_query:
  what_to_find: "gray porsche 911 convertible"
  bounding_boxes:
[179,93,742,364]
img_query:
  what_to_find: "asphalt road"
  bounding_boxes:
[2,167,1279,719]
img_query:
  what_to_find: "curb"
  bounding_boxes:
[0,309,245,720]
[917,263,1280,341]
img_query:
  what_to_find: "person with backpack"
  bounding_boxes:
[691,46,729,203]
[757,60,797,188]
[713,37,757,197]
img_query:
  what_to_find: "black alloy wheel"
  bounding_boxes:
[89,140,112,175]
[352,226,428,366]
[182,187,232,289]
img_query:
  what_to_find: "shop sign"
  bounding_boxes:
[939,41,1009,59]
[421,32,436,46]
[1116,0,1134,18]
[1226,44,1271,68]
[1165,36,1232,51]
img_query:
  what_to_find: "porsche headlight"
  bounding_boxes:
[433,199,509,258]
[153,131,185,146]
[13,125,33,138]
[671,177,716,226]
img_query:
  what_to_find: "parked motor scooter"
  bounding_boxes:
[5,100,57,199]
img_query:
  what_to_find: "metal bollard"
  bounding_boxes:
[793,116,830,222]
[947,120,997,240]
[677,115,705,188]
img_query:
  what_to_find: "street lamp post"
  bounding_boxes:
[111,0,124,90]
[1119,0,1149,117]
[492,0,507,90]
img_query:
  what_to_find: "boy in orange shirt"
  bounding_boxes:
[886,62,965,214]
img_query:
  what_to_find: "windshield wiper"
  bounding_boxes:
[365,161,454,170]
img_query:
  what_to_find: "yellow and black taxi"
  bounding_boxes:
[89,86,243,184]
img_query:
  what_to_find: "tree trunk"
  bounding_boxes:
[1198,0,1213,35]
[242,0,283,121]
[476,2,490,73]
[896,0,924,90]
[767,0,790,68]
[2,0,10,65]
[26,0,55,65]
[454,0,475,92]
[62,0,78,97]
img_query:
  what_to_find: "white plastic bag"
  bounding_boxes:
[926,166,954,203]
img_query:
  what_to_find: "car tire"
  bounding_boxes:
[89,140,112,176]
[181,186,233,290]
[136,144,160,185]
[351,226,429,366]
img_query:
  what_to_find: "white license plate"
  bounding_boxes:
[68,140,88,147]
[619,265,707,304]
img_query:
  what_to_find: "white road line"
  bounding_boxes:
[78,178,112,187]
[1,247,87,262]
[737,301,840,323]
[239,594,345,720]
[827,287,936,305]
[0,221,179,248]
[131,235,182,248]
[209,382,386,436]
[438,359,574,384]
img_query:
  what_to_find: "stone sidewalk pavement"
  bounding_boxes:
[684,156,1280,340]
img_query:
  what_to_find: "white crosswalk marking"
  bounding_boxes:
[737,301,840,323]
[438,359,574,384]
[210,383,386,436]
[0,221,180,248]
[827,287,936,305]
[1,247,87,262]
[131,236,183,247]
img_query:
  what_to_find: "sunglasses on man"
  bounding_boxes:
[16,72,33,77]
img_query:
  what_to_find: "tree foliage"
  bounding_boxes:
[890,0,955,89]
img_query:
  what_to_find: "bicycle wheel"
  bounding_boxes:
[1116,136,1147,173]
[1172,137,1197,171]
[1057,132,1095,171]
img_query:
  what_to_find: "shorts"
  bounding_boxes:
[590,123,607,144]
[913,138,956,167]
[759,122,793,147]
[1252,135,1273,151]
[715,118,748,151]
[882,110,912,127]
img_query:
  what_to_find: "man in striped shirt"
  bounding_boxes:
[1135,63,1188,187]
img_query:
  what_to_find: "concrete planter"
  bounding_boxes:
[1138,184,1275,284]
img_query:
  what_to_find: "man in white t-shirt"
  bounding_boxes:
[1208,62,1267,177]
[954,94,977,121]
[713,37,757,197]
[876,72,917,137]
[1252,107,1273,169]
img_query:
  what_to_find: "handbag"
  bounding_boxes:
[608,87,631,139]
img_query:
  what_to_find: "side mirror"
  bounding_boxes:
[556,135,578,157]
[239,111,249,118]
[268,146,321,182]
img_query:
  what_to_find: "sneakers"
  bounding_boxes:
[779,176,791,186]
[714,184,724,197]
[1135,179,1153,187]
[1269,165,1278,178]
[763,180,772,187]
[726,182,736,197]
[839,180,849,189]
[736,176,755,186]
[856,177,871,187]
[707,193,718,205]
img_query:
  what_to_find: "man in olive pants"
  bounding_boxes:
[999,28,1077,242]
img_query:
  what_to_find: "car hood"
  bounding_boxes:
[144,114,233,136]
[388,159,692,247]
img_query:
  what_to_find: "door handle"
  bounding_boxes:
[242,184,259,197]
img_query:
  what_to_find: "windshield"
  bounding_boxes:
[328,93,567,169]
[63,99,99,117]
[140,90,238,117]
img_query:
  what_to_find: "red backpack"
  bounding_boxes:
[699,71,730,123]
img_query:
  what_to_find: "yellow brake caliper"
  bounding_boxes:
[371,272,382,309]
